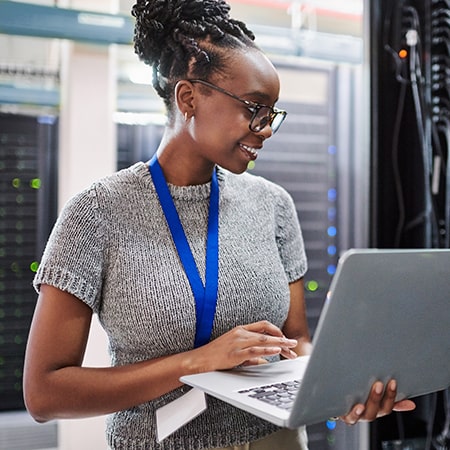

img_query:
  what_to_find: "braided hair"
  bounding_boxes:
[131,0,257,114]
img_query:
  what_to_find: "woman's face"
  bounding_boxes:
[187,48,282,174]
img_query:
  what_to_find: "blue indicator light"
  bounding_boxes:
[328,145,337,155]
[327,245,337,256]
[326,419,337,430]
[328,188,337,202]
[327,226,337,237]
[327,265,336,275]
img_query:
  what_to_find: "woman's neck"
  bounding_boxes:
[154,146,215,187]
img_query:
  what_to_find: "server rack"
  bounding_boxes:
[0,113,58,411]
[369,0,450,448]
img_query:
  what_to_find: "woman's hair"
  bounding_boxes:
[131,0,258,114]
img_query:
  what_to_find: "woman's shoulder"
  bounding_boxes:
[59,162,150,219]
[94,161,150,193]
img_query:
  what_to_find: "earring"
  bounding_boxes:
[184,112,188,121]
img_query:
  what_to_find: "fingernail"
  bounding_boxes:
[390,380,397,390]
[375,383,383,394]
[355,406,364,416]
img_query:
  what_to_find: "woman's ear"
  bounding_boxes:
[175,80,195,119]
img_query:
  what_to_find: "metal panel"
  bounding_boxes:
[0,0,133,45]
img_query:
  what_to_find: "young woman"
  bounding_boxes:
[23,0,415,449]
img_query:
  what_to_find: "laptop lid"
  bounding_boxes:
[288,248,450,427]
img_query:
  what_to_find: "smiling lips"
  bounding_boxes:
[240,143,259,160]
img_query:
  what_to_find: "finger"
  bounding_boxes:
[241,357,269,366]
[243,321,285,337]
[378,379,398,416]
[234,343,283,362]
[340,404,365,425]
[280,347,298,359]
[362,381,386,421]
[393,399,416,412]
[248,330,297,350]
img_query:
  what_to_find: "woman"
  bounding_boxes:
[23,0,415,449]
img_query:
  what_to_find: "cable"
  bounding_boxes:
[434,388,450,449]
[390,71,408,247]
[405,6,434,247]
[425,393,438,450]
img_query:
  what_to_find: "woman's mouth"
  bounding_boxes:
[240,144,259,160]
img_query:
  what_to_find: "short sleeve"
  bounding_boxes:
[274,186,308,282]
[33,185,108,313]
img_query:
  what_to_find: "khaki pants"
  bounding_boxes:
[215,426,308,450]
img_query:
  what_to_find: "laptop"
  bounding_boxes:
[181,248,450,428]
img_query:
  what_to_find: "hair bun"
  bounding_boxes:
[132,0,234,66]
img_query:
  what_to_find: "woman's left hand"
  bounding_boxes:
[339,380,416,425]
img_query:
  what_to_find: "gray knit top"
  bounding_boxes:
[34,161,308,449]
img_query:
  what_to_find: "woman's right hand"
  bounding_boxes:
[188,320,298,374]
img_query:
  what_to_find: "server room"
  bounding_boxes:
[0,0,449,449]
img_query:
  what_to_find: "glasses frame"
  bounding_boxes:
[187,79,287,134]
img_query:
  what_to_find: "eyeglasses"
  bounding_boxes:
[188,79,287,134]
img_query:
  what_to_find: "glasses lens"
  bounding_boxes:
[250,106,273,132]
[250,107,286,133]
[270,111,286,133]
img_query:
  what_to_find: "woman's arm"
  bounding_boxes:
[23,284,298,422]
[282,278,313,356]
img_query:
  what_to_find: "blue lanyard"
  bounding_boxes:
[149,154,219,348]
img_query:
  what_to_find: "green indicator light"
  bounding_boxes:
[247,161,256,170]
[307,280,319,292]
[30,178,41,189]
[14,335,23,345]
[30,261,39,272]
[12,178,21,188]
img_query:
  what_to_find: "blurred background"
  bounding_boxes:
[0,0,448,449]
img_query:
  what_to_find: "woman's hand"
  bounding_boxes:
[339,380,416,425]
[189,320,298,373]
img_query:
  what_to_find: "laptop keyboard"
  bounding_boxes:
[237,379,301,410]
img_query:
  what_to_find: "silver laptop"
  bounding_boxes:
[181,248,450,428]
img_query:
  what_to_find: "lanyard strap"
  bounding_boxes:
[149,154,219,348]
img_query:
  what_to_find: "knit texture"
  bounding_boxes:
[34,162,308,449]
